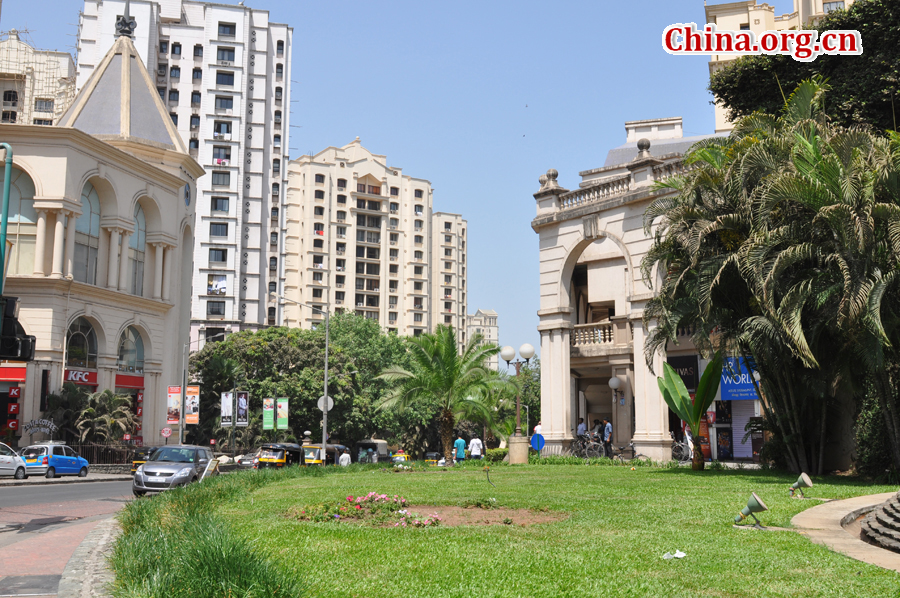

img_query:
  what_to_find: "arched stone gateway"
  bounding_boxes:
[530,120,722,460]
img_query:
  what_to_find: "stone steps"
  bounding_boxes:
[861,491,900,554]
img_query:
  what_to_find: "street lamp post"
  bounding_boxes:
[500,344,535,465]
[272,292,330,459]
[180,331,226,444]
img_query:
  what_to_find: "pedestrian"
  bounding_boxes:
[371,449,378,464]
[365,448,374,464]
[576,417,586,437]
[469,434,484,460]
[453,433,466,463]
[338,449,351,467]
[602,418,613,458]
[591,419,602,437]
[533,421,542,435]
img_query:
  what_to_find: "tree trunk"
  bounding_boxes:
[692,437,704,471]
[440,408,455,462]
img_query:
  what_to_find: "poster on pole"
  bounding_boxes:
[236,391,249,427]
[185,386,200,425]
[276,398,289,430]
[263,398,275,430]
[167,386,181,425]
[220,392,233,427]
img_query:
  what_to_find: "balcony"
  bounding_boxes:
[213,158,231,167]
[570,318,633,359]
[213,132,232,141]
[336,283,344,288]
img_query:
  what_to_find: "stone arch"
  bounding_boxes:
[131,193,163,234]
[114,321,152,374]
[79,174,118,220]
[556,221,635,311]
[65,313,107,369]
[10,159,43,199]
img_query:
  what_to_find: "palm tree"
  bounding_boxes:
[75,390,137,442]
[378,325,507,461]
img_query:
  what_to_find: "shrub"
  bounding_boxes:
[855,392,896,481]
[485,448,508,463]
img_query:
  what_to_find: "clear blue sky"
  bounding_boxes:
[1,0,798,362]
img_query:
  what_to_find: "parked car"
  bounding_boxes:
[0,441,28,479]
[132,445,218,497]
[20,443,90,478]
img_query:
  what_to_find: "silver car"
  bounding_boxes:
[0,442,27,479]
[132,445,217,497]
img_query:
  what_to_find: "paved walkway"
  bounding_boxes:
[791,491,900,573]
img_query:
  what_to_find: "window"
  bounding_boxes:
[312,288,323,299]
[170,66,180,79]
[159,41,169,53]
[194,44,203,57]
[213,120,232,135]
[191,92,201,105]
[823,1,844,11]
[414,204,423,215]
[213,146,231,161]
[190,114,200,129]
[67,317,98,369]
[169,89,181,103]
[276,40,284,54]
[273,159,280,174]
[207,301,226,316]
[445,261,452,269]
[414,281,423,291]
[210,222,228,237]
[74,182,101,285]
[336,210,346,221]
[271,232,278,244]
[389,264,398,274]
[274,110,282,122]
[390,233,398,243]
[215,96,233,110]
[415,189,423,199]
[275,87,283,100]
[313,272,324,282]
[217,47,236,61]
[276,63,283,77]
[445,316,453,324]
[270,257,278,270]
[169,112,178,125]
[274,134,281,147]
[444,302,452,310]
[336,226,346,237]
[389,218,398,228]
[390,202,399,212]
[209,248,227,263]
[192,68,202,80]
[390,186,399,196]
[414,250,423,260]
[208,274,227,295]
[389,280,398,290]
[189,139,199,150]
[313,223,324,234]
[211,171,230,186]
[116,326,146,374]
[337,194,346,204]
[739,23,750,30]
[33,119,52,126]
[129,204,146,295]
[268,282,277,295]
[389,248,398,259]
[444,248,452,257]
[414,266,423,275]
[314,206,325,216]
[414,220,423,230]
[268,307,276,321]
[206,328,225,342]
[445,235,452,243]
[218,22,236,36]
[272,207,280,218]
[314,239,324,249]
[34,99,54,112]
[337,178,347,189]
[445,275,452,284]
[216,71,235,86]
[414,235,423,244]
[414,313,423,323]
[314,190,325,199]
[444,222,452,231]
[314,174,325,184]
[212,197,229,212]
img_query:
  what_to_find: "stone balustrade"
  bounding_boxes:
[571,322,615,346]
[558,175,632,210]
[570,319,633,357]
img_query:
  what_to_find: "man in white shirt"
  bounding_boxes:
[533,421,542,435]
[469,435,484,460]
[338,449,351,467]
[576,418,587,436]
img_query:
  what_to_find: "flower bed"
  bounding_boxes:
[288,492,441,527]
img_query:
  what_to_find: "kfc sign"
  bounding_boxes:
[8,387,20,398]
[8,403,19,415]
[65,370,98,385]
[6,419,18,430]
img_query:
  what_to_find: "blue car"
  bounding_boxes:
[20,443,90,478]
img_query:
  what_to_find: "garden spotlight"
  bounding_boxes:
[734,492,768,526]
[789,473,812,498]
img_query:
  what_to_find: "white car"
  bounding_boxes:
[0,441,28,479]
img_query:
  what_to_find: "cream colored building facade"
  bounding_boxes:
[283,139,451,336]
[431,212,467,347]
[1,32,203,446]
[466,309,498,370]
[0,30,76,127]
[706,0,855,132]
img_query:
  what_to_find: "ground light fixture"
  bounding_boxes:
[789,473,813,498]
[734,492,768,527]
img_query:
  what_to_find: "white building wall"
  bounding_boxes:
[430,212,468,348]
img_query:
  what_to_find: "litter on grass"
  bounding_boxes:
[662,550,686,560]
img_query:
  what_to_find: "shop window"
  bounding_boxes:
[67,317,97,369]
[117,326,145,374]
[129,205,146,296]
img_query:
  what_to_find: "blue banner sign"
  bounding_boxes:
[720,357,759,401]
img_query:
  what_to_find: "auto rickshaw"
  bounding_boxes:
[424,452,441,466]
[391,453,411,464]
[303,443,348,466]
[354,439,389,463]
[131,446,161,474]
[256,443,304,469]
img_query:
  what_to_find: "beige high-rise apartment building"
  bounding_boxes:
[706,0,854,132]
[431,212,467,348]
[0,30,76,126]
[283,139,448,336]
[466,309,498,369]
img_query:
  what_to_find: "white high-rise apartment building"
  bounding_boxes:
[283,139,448,336]
[466,309,499,369]
[76,0,292,346]
[0,30,76,126]
[706,0,854,132]
[430,212,467,348]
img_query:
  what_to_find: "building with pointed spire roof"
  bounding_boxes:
[0,11,204,447]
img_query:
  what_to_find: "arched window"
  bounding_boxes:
[272,183,280,196]
[66,317,98,369]
[74,183,101,285]
[269,257,277,271]
[0,166,36,275]
[268,281,276,293]
[129,205,146,296]
[117,326,145,374]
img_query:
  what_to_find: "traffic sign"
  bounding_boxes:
[530,433,545,451]
[123,434,131,441]
[161,427,172,438]
[210,439,216,445]
[317,395,334,412]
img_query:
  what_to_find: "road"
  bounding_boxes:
[0,481,132,597]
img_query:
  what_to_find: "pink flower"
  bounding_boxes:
[355,504,361,510]
[347,496,353,502]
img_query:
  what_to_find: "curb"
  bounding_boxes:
[791,491,900,573]
[0,475,133,487]
[58,516,120,598]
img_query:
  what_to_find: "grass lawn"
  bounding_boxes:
[214,464,898,597]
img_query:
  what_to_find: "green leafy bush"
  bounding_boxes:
[484,448,508,462]
[855,392,896,481]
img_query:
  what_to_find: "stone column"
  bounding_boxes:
[162,244,174,301]
[50,211,66,278]
[153,244,164,300]
[106,228,120,289]
[118,232,131,292]
[630,317,670,461]
[64,213,77,278]
[33,210,47,276]
[539,326,572,452]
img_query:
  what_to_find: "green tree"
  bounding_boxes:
[74,390,137,442]
[378,325,507,461]
[43,383,90,443]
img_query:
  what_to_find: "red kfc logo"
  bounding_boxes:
[6,419,18,430]
[137,392,144,403]
[135,422,142,431]
[8,387,20,398]
[65,370,97,385]
[8,403,19,414]
[136,406,143,417]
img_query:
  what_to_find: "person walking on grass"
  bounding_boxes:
[453,433,466,463]
[469,434,484,460]
[602,418,613,458]
[339,449,351,467]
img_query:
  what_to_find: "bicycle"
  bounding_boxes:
[571,432,603,459]
[670,432,692,463]
[610,442,649,463]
